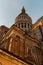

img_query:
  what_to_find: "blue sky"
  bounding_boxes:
[0,0,43,27]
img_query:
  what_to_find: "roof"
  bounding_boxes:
[0,48,34,65]
[1,25,25,43]
[31,16,43,31]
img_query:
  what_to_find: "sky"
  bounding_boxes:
[0,0,43,27]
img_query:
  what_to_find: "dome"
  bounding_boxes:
[15,7,32,32]
[15,7,32,24]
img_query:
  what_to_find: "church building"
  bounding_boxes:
[0,7,43,65]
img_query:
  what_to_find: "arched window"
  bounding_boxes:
[27,48,31,56]
[18,23,20,28]
[25,23,26,28]
[28,49,31,55]
[28,24,29,28]
[21,23,23,28]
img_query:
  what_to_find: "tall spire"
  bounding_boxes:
[21,6,25,13]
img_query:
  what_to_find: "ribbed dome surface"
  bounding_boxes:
[15,7,32,24]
